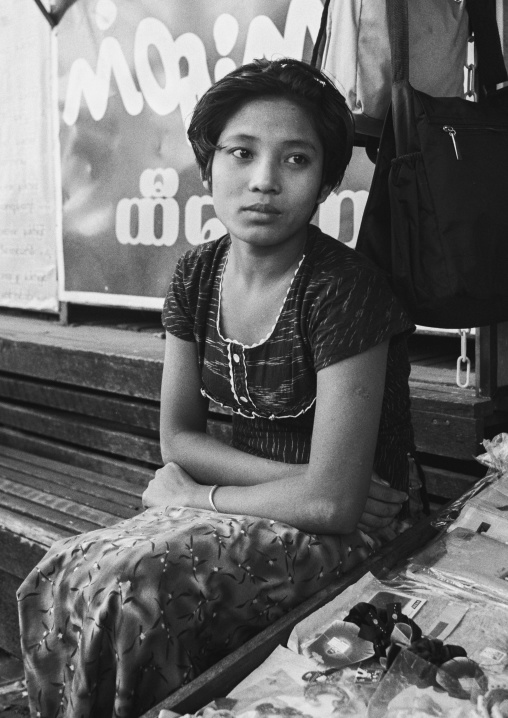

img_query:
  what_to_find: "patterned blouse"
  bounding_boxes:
[162,226,415,490]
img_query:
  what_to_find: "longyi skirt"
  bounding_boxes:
[18,507,370,718]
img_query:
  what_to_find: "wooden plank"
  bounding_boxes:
[412,409,483,459]
[1,395,484,464]
[141,515,440,717]
[475,325,497,399]
[0,524,48,578]
[497,322,508,388]
[0,570,23,658]
[0,450,143,508]
[0,376,231,446]
[411,353,458,368]
[0,402,162,465]
[0,428,154,485]
[0,477,122,528]
[0,374,160,431]
[0,490,105,534]
[0,463,139,518]
[410,382,491,417]
[0,314,165,400]
[421,464,480,500]
[0,506,68,550]
[410,363,476,387]
[0,430,153,487]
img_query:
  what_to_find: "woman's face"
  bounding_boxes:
[208,96,331,252]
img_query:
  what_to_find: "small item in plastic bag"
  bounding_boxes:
[435,657,487,701]
[368,591,427,620]
[434,433,508,530]
[367,649,482,718]
[477,647,507,672]
[408,528,508,602]
[477,434,508,473]
[478,688,508,718]
[302,620,375,669]
[355,666,383,685]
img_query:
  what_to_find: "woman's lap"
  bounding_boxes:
[18,507,371,718]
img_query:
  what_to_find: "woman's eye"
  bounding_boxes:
[231,148,252,160]
[287,154,308,165]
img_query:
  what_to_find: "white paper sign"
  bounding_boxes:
[0,0,59,311]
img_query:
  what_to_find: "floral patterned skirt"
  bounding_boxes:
[18,507,371,718]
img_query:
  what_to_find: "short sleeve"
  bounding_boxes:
[309,264,414,372]
[161,253,195,341]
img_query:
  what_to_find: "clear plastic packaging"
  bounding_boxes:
[433,433,508,530]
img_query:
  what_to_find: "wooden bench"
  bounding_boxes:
[0,312,499,659]
[0,445,148,656]
[0,314,232,657]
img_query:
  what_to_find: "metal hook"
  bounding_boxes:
[456,329,471,388]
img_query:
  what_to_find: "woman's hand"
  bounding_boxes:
[142,462,198,510]
[358,472,408,535]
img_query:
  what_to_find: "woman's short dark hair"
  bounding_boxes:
[187,58,354,193]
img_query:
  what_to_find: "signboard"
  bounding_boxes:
[58,0,367,309]
[0,0,59,312]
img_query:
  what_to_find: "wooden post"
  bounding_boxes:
[58,301,69,325]
[475,325,498,399]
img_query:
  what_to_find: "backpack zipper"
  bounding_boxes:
[442,124,508,160]
[443,126,462,160]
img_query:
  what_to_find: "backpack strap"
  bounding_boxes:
[386,0,507,154]
[311,0,332,68]
[466,0,508,92]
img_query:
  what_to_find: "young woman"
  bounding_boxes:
[18,59,416,718]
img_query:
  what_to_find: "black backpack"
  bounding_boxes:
[356,0,508,328]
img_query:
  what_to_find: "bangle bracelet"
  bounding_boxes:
[208,484,220,513]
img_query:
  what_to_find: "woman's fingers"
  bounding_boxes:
[359,497,404,530]
[364,495,402,518]
[360,473,408,532]
[142,463,182,508]
[358,514,393,530]
[369,472,408,504]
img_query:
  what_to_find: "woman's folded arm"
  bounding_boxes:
[159,332,308,486]
[148,332,390,535]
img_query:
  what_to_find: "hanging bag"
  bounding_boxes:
[317,0,469,137]
[356,0,508,328]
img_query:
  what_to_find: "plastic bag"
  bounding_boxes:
[433,434,508,530]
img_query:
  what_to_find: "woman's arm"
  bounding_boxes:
[147,332,391,534]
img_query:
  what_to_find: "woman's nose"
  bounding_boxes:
[248,158,280,194]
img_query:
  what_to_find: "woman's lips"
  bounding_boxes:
[242,203,281,215]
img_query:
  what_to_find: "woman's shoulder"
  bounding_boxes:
[304,226,391,295]
[176,235,229,278]
[302,227,414,334]
[162,235,229,336]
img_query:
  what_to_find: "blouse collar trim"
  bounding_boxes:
[215,231,311,350]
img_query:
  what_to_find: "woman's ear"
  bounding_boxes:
[316,184,332,205]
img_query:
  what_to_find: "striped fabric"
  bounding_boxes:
[162,226,415,489]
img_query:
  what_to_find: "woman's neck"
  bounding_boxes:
[219,227,309,346]
[226,227,309,288]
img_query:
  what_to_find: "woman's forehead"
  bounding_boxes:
[219,96,321,147]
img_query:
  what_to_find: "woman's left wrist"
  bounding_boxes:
[190,483,214,511]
